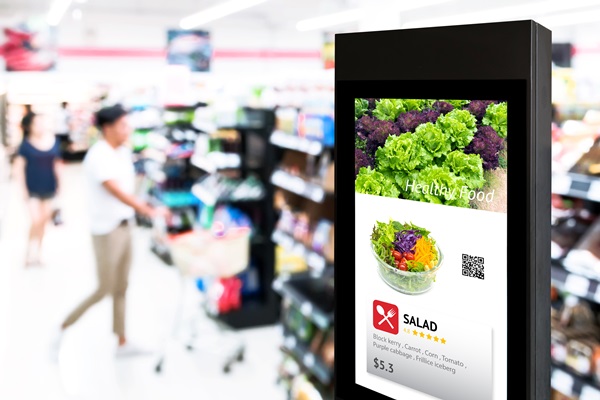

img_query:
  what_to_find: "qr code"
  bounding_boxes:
[462,254,484,279]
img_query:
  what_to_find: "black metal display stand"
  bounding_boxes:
[196,107,280,329]
[335,20,551,400]
[142,106,280,329]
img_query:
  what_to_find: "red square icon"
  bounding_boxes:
[373,300,399,334]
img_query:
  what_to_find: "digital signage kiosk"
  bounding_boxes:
[335,20,551,400]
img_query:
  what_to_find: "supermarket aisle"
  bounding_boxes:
[0,162,286,400]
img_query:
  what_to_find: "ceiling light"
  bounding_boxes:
[180,0,268,29]
[401,0,600,29]
[296,9,364,32]
[46,0,73,26]
[296,0,452,32]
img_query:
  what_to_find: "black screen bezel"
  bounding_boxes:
[335,79,528,400]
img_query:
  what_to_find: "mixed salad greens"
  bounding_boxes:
[355,98,507,208]
[371,219,438,272]
[371,219,440,293]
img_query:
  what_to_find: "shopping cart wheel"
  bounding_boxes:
[155,359,163,373]
[237,350,244,362]
[223,364,231,373]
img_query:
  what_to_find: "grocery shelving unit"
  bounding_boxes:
[192,107,280,329]
[139,105,281,329]
[551,117,600,399]
[269,105,335,399]
[273,270,334,400]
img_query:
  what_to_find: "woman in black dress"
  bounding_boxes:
[13,112,63,266]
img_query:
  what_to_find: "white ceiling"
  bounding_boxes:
[0,0,599,38]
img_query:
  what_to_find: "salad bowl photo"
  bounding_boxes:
[370,219,443,295]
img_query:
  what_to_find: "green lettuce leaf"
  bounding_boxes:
[355,167,400,198]
[447,109,477,134]
[355,98,369,120]
[443,150,485,189]
[414,122,451,159]
[372,99,405,121]
[436,109,477,149]
[376,133,432,172]
[402,99,435,112]
[442,99,470,108]
[370,219,397,264]
[482,102,508,138]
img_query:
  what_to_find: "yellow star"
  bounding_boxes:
[420,332,425,338]
[434,336,439,342]
[441,338,446,344]
[413,330,418,336]
[427,334,432,340]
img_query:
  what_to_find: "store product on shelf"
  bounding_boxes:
[275,107,299,135]
[275,245,308,275]
[297,112,334,147]
[552,196,597,260]
[564,218,600,280]
[320,328,334,370]
[311,220,333,255]
[274,208,333,261]
[558,296,596,329]
[566,337,598,377]
[552,119,598,173]
[569,139,600,176]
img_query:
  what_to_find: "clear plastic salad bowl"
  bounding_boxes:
[371,242,443,295]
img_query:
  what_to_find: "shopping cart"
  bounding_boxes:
[154,222,251,374]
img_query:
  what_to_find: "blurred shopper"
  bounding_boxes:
[55,101,73,157]
[50,101,73,225]
[13,112,63,266]
[20,104,33,136]
[51,104,168,360]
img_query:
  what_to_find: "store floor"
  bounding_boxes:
[0,162,287,400]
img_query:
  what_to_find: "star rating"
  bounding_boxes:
[403,328,447,344]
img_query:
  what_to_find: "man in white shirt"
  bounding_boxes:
[52,104,167,358]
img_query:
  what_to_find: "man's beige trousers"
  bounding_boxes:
[63,223,132,337]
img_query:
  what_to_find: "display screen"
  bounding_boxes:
[354,98,508,400]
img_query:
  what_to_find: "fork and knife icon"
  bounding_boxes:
[376,304,396,328]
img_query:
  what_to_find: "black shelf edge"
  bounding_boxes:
[271,229,329,274]
[272,273,334,331]
[269,130,324,156]
[270,169,329,203]
[552,362,600,399]
[281,333,333,386]
[553,172,600,202]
